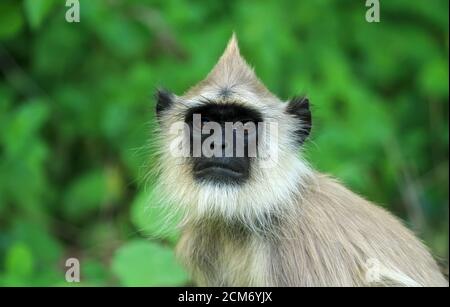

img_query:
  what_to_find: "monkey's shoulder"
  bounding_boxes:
[278,173,448,286]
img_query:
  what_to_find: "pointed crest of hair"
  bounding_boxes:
[184,34,275,99]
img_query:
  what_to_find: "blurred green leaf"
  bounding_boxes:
[10,221,63,269]
[0,2,24,40]
[63,170,108,220]
[419,57,449,98]
[81,259,110,286]
[4,242,34,279]
[112,240,188,286]
[24,0,57,30]
[2,101,49,156]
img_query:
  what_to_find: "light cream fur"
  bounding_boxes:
[154,35,448,287]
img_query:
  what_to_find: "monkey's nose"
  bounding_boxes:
[209,141,228,150]
[222,141,229,150]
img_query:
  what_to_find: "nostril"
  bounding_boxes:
[222,141,228,150]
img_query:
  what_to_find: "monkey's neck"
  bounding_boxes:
[179,214,279,286]
[187,212,281,240]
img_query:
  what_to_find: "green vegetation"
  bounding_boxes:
[0,0,448,286]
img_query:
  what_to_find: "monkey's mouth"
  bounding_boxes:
[192,158,249,184]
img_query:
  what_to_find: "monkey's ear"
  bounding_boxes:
[155,88,174,120]
[285,96,312,144]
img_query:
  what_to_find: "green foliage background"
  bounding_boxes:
[0,0,448,286]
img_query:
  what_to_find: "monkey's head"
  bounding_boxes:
[154,35,313,224]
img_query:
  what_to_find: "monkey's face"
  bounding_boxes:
[152,35,313,221]
[154,89,312,220]
[184,102,262,185]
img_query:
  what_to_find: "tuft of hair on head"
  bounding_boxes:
[184,33,276,100]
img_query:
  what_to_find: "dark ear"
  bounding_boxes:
[155,88,174,120]
[286,96,312,144]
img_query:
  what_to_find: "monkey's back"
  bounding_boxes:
[176,173,448,287]
[273,173,448,286]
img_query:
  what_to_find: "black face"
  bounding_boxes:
[155,89,312,185]
[184,103,263,185]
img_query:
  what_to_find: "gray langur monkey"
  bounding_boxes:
[152,34,448,287]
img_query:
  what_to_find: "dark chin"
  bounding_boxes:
[192,158,249,185]
[194,167,247,185]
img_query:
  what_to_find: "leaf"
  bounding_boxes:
[23,0,57,30]
[11,221,63,268]
[4,242,34,279]
[90,9,148,59]
[0,2,24,40]
[419,57,449,98]
[81,259,109,286]
[2,101,49,156]
[111,240,188,286]
[63,170,108,220]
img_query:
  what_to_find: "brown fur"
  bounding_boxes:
[155,35,448,287]
[176,173,448,286]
